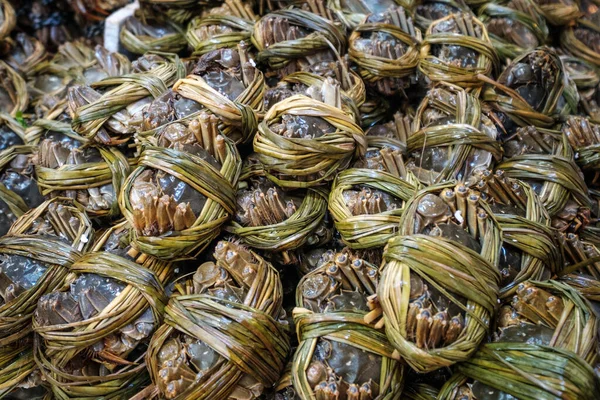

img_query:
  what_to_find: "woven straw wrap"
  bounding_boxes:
[329,0,417,29]
[561,55,600,95]
[35,129,132,218]
[328,168,418,249]
[439,344,600,400]
[228,186,328,252]
[486,179,563,296]
[478,0,549,60]
[278,70,366,118]
[0,144,35,222]
[378,234,500,372]
[33,222,171,399]
[186,15,255,56]
[0,347,42,398]
[348,9,421,87]
[561,273,600,302]
[147,244,289,400]
[71,56,185,142]
[419,13,498,89]
[292,308,404,399]
[414,0,471,30]
[254,94,367,188]
[251,9,346,70]
[481,48,564,129]
[173,51,265,144]
[408,84,502,184]
[563,116,600,171]
[0,235,82,346]
[0,60,28,116]
[501,280,599,364]
[0,0,15,42]
[119,141,240,260]
[497,135,590,216]
[120,17,187,55]
[5,34,48,77]
[534,0,580,25]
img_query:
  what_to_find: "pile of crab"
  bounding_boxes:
[0,0,599,399]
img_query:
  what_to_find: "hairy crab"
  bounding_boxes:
[292,247,404,399]
[407,84,501,185]
[478,0,549,60]
[147,240,289,400]
[172,43,264,143]
[252,8,346,77]
[419,13,497,88]
[123,103,240,261]
[348,6,421,96]
[33,221,170,398]
[35,128,130,217]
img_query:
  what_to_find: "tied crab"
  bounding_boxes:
[252,8,346,77]
[293,248,404,399]
[128,117,225,237]
[298,249,379,314]
[36,130,120,215]
[151,240,287,400]
[349,6,421,96]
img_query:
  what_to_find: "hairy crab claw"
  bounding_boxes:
[235,177,299,227]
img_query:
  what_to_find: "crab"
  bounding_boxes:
[156,240,281,400]
[502,125,559,158]
[408,87,499,184]
[351,6,419,96]
[484,0,542,52]
[0,154,44,236]
[35,243,159,370]
[253,11,339,77]
[495,281,563,345]
[37,133,115,212]
[299,250,379,313]
[429,15,482,69]
[304,339,382,399]
[130,115,228,237]
[411,186,490,244]
[415,0,465,28]
[235,176,300,227]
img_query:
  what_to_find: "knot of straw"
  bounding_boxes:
[36,143,131,217]
[408,85,502,184]
[0,60,28,117]
[252,9,346,70]
[71,58,185,141]
[477,0,549,60]
[328,168,418,249]
[453,344,600,400]
[292,308,404,399]
[0,235,82,346]
[254,94,367,188]
[497,137,590,216]
[173,66,265,143]
[227,187,328,251]
[187,15,255,55]
[419,13,498,88]
[119,144,240,260]
[349,14,421,82]
[378,234,500,372]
